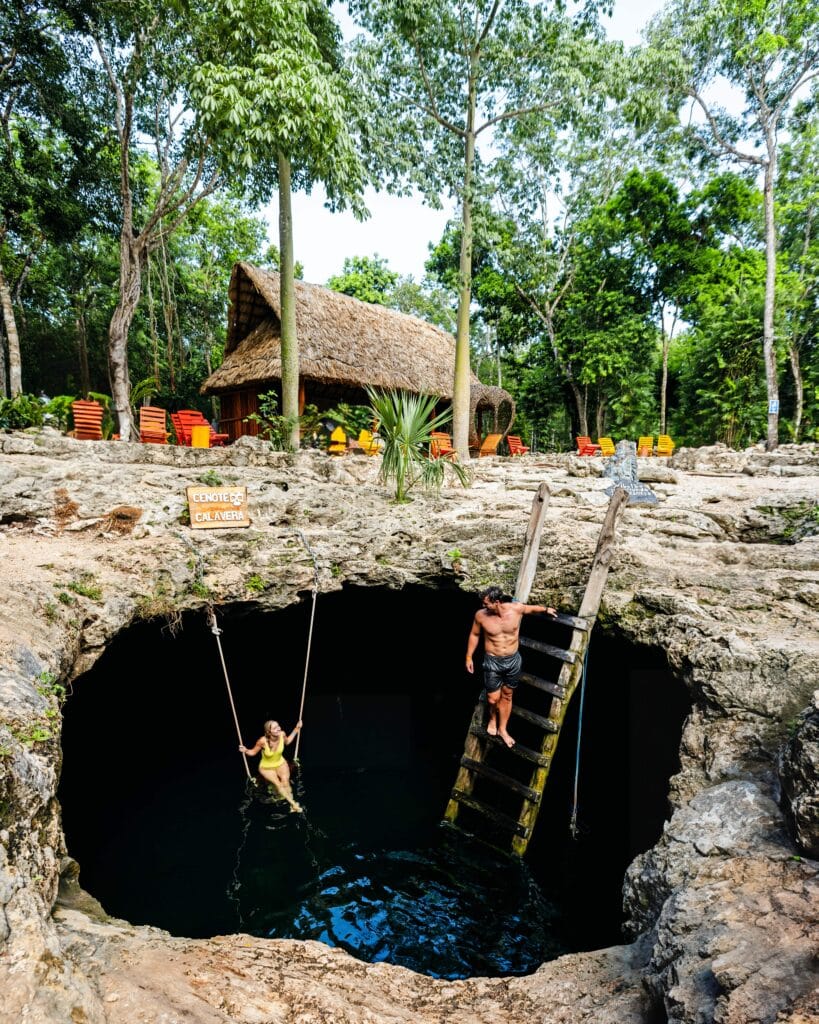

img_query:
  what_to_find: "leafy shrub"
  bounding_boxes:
[44,396,76,431]
[367,388,469,502]
[0,394,45,430]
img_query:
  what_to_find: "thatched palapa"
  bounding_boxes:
[202,262,515,442]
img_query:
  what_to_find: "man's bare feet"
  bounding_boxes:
[499,731,515,748]
[486,719,498,736]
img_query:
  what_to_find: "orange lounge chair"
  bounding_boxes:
[507,435,530,456]
[598,436,615,456]
[637,435,654,456]
[656,434,675,457]
[576,435,599,456]
[139,405,169,444]
[71,399,104,441]
[430,431,456,460]
[478,433,504,457]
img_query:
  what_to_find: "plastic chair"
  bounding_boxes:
[656,434,675,457]
[598,437,615,456]
[637,436,654,456]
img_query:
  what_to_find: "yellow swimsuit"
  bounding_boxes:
[259,735,285,770]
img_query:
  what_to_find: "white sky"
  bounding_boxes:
[263,0,666,286]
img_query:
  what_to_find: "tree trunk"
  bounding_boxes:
[762,146,779,450]
[595,396,606,440]
[570,381,588,438]
[109,236,144,440]
[787,340,803,443]
[660,333,670,435]
[0,324,7,398]
[453,73,477,461]
[0,260,23,396]
[278,152,300,451]
[75,305,91,398]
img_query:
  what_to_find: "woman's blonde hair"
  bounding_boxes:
[264,720,282,747]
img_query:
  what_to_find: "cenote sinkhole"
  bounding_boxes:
[59,584,690,979]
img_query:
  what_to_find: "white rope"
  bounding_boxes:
[207,605,253,781]
[292,529,319,761]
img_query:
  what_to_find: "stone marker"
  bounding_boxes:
[603,440,658,505]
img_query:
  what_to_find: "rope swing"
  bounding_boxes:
[569,643,591,840]
[207,605,253,782]
[291,528,320,762]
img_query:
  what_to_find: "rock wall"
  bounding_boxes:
[0,432,817,1023]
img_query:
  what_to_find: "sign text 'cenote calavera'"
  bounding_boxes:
[186,485,250,529]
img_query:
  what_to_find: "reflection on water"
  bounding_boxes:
[228,777,567,979]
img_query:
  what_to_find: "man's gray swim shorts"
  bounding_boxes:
[482,650,522,692]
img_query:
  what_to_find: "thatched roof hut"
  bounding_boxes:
[201,262,515,442]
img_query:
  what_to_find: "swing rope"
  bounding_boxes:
[207,605,253,781]
[569,642,591,840]
[292,528,319,761]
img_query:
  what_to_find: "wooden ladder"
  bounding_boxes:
[443,483,629,856]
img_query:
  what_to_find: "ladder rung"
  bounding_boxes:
[536,611,590,631]
[518,672,566,699]
[510,705,559,732]
[519,637,576,663]
[449,790,531,837]
[460,757,542,802]
[470,725,551,766]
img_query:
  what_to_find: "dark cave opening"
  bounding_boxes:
[59,584,690,978]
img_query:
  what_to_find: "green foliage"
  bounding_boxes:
[323,403,373,438]
[245,391,298,451]
[197,470,224,487]
[328,255,399,304]
[245,574,266,593]
[66,575,102,602]
[367,388,469,503]
[0,394,44,430]
[43,396,76,431]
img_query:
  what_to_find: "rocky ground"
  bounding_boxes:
[0,431,817,1024]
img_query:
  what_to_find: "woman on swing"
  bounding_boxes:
[240,720,303,812]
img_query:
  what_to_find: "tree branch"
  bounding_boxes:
[686,87,764,165]
[476,100,559,135]
[411,31,465,137]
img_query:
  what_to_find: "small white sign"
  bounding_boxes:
[768,400,780,415]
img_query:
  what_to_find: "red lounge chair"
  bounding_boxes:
[71,399,104,441]
[172,410,228,446]
[139,406,169,444]
[507,435,529,456]
[575,435,599,456]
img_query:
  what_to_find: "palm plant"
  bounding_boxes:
[367,387,469,503]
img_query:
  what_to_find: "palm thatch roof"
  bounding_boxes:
[201,262,487,399]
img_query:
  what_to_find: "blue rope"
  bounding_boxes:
[569,641,591,840]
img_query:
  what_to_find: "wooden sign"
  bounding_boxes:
[186,485,250,529]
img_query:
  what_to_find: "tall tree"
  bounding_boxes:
[192,0,365,449]
[0,1,103,396]
[644,0,819,449]
[348,0,607,458]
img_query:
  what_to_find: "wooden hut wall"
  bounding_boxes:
[219,389,259,441]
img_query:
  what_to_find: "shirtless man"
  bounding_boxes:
[465,586,556,748]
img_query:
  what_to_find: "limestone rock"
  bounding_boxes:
[0,434,818,1023]
[779,691,819,857]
